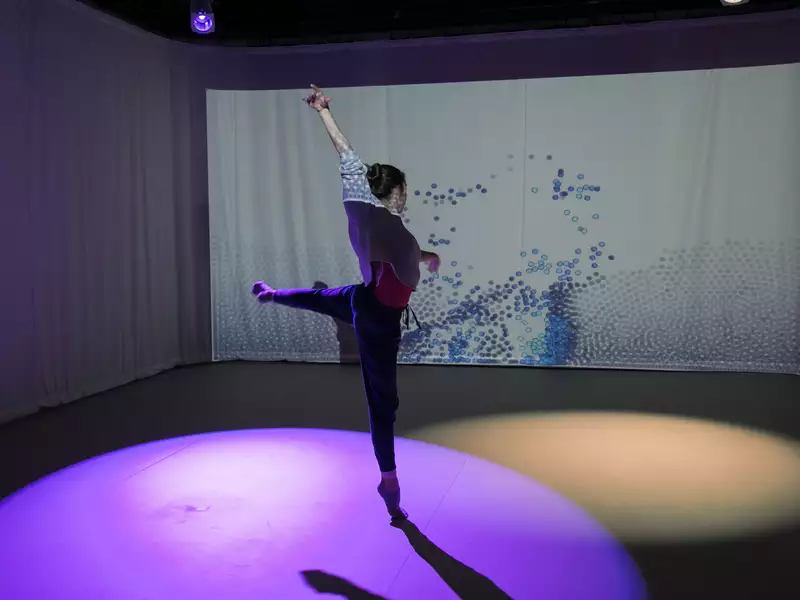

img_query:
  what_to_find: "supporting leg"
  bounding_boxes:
[358,345,400,475]
[362,342,406,521]
[353,294,406,520]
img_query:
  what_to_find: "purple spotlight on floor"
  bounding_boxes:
[0,429,645,599]
[191,11,215,34]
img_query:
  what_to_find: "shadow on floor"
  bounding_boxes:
[301,570,387,599]
[301,519,512,600]
[3,363,799,599]
[392,519,513,599]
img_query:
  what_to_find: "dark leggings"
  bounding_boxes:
[272,284,403,473]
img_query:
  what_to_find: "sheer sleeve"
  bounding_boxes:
[339,150,378,205]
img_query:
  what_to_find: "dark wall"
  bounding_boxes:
[189,10,800,90]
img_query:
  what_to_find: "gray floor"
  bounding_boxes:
[1,362,799,599]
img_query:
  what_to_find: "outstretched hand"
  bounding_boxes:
[426,253,441,274]
[303,84,330,112]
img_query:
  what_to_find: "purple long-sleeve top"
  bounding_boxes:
[339,150,421,290]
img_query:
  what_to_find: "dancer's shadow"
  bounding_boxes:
[391,519,513,600]
[301,519,512,600]
[301,570,387,599]
[313,281,360,364]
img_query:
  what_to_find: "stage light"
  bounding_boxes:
[720,0,748,5]
[190,0,215,35]
[409,412,800,543]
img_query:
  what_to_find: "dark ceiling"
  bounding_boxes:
[77,0,799,46]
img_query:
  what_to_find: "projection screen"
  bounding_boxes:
[208,64,800,373]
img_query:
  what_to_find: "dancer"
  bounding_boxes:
[251,85,440,520]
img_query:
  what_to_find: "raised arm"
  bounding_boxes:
[304,85,352,154]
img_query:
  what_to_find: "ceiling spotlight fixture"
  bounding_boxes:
[190,0,215,35]
[720,0,749,5]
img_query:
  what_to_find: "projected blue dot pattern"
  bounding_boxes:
[227,149,799,374]
[397,150,800,371]
[400,154,615,366]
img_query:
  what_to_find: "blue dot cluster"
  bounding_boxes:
[401,258,596,366]
[404,180,492,245]
[398,155,614,367]
[542,166,604,234]
[410,182,490,225]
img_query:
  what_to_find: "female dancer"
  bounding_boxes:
[251,85,440,520]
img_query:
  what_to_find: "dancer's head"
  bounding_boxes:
[366,163,407,213]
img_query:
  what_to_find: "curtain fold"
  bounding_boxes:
[0,0,211,423]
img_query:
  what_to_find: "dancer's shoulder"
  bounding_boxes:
[340,151,379,206]
[339,150,366,175]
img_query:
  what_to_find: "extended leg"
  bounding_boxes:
[254,282,355,324]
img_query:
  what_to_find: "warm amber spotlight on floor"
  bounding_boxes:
[408,412,800,543]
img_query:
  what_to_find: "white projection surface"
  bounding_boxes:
[208,64,800,373]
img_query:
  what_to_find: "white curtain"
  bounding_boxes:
[0,0,211,423]
[208,65,800,373]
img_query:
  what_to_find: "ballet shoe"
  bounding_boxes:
[377,481,408,521]
[251,281,275,303]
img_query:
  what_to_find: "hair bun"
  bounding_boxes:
[367,163,381,182]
